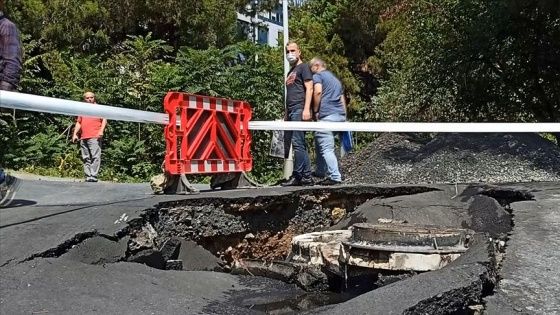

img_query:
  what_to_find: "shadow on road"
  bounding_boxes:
[0,199,37,208]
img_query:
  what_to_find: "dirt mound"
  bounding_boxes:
[340,133,560,184]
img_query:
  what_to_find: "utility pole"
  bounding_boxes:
[247,0,259,44]
[282,0,293,179]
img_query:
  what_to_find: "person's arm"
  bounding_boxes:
[313,83,322,114]
[341,93,347,118]
[99,119,107,138]
[312,73,322,115]
[303,79,314,120]
[72,119,82,142]
[301,66,314,121]
[0,20,23,90]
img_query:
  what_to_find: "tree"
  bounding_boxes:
[374,0,560,143]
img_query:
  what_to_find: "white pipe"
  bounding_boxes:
[0,91,169,125]
[248,121,560,133]
[2,91,559,133]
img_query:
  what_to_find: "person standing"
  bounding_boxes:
[281,41,314,186]
[0,1,23,92]
[310,57,346,185]
[72,92,107,182]
[0,4,23,188]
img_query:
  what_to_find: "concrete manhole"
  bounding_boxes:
[290,230,352,266]
[341,223,474,273]
[289,222,474,280]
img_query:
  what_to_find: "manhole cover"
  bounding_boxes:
[340,223,475,272]
[349,223,472,249]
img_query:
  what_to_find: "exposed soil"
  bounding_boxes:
[133,186,436,265]
[200,229,297,263]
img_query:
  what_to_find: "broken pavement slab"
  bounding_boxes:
[329,184,515,239]
[60,236,129,265]
[177,239,224,272]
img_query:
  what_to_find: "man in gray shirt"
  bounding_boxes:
[310,57,347,185]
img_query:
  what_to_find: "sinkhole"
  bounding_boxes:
[122,185,464,313]
[56,184,534,314]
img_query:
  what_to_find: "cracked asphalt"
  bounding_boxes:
[484,182,560,315]
[0,175,559,314]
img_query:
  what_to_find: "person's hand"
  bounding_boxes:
[0,81,14,91]
[302,110,312,121]
[97,132,103,139]
[283,113,288,121]
[72,134,79,143]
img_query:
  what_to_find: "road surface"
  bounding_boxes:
[0,175,558,314]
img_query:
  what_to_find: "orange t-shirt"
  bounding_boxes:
[77,116,103,140]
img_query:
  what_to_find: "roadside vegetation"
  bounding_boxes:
[1,0,558,183]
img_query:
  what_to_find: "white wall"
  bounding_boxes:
[236,4,284,47]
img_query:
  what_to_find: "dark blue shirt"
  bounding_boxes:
[0,14,23,88]
[313,70,345,119]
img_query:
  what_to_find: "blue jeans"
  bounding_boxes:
[285,108,312,181]
[314,114,345,181]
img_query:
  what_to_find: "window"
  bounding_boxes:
[258,29,269,45]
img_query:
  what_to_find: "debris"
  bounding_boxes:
[150,171,200,195]
[331,207,346,225]
[231,259,330,292]
[127,249,165,270]
[377,218,407,224]
[159,237,181,261]
[128,223,158,252]
[165,260,183,271]
[177,240,224,272]
[340,133,560,184]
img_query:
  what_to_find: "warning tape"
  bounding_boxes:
[248,121,560,133]
[2,91,559,133]
[0,91,169,125]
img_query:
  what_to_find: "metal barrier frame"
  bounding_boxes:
[163,92,252,175]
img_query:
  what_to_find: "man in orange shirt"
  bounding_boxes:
[72,92,107,182]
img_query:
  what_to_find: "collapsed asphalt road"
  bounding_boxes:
[0,176,558,314]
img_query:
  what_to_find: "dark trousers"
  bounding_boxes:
[284,108,312,181]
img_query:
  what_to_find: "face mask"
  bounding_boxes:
[286,53,298,64]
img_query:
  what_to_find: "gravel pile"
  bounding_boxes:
[340,133,560,184]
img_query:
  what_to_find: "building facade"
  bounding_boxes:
[236,0,307,47]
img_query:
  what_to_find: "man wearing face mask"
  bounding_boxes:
[281,41,314,186]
